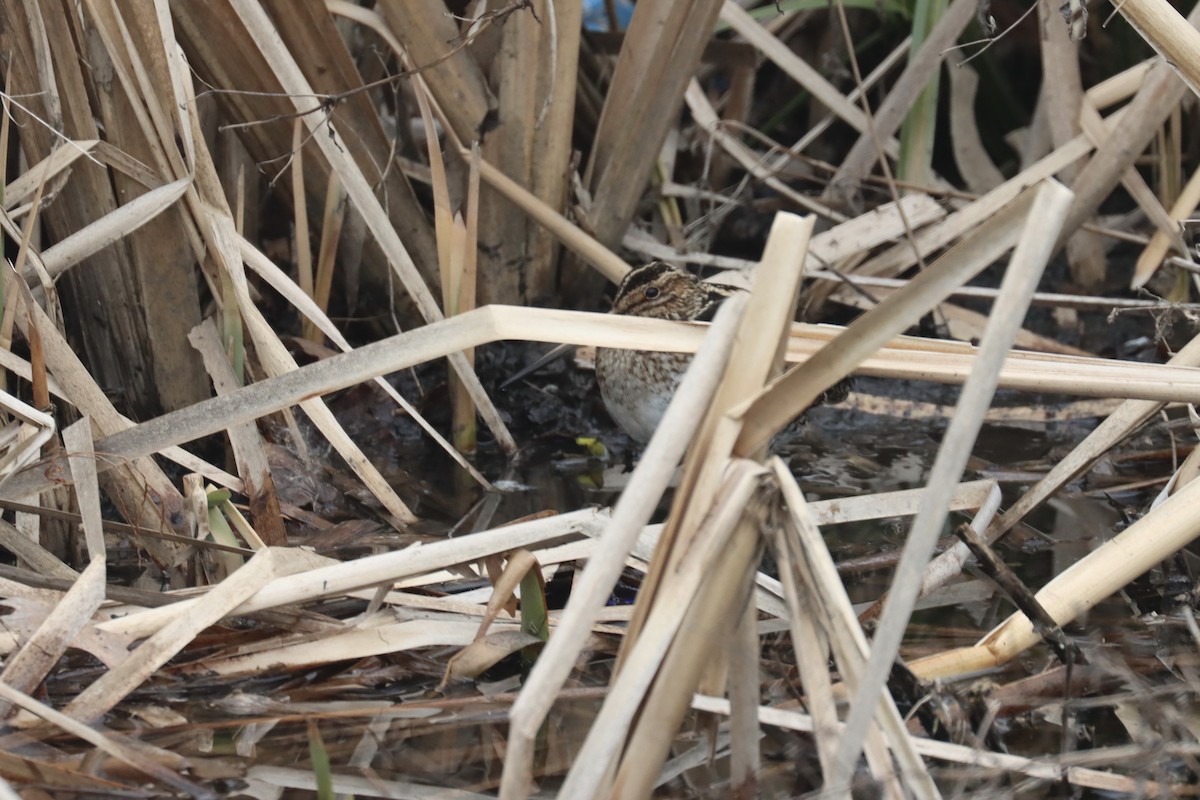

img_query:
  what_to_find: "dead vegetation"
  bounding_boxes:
[2,0,1200,797]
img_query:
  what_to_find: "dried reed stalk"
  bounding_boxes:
[1111,0,1200,96]
[1056,12,1197,248]
[182,0,442,298]
[587,214,815,798]
[7,295,1200,508]
[584,0,725,249]
[826,0,975,198]
[96,509,606,641]
[690,695,1174,795]
[525,0,582,298]
[911,466,1200,679]
[772,459,934,795]
[230,0,516,453]
[719,1,899,157]
[477,1,541,305]
[1037,1,1104,289]
[500,294,747,799]
[1133,159,1200,287]
[830,180,1072,784]
[60,419,104,562]
[1,0,199,415]
[189,321,286,545]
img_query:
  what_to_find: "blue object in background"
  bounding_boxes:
[583,0,635,30]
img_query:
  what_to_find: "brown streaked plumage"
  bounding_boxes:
[595,263,739,442]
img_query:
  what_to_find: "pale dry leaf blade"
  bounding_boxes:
[64,547,285,723]
[290,118,313,300]
[309,173,344,339]
[947,59,1004,192]
[8,303,1200,504]
[0,518,76,580]
[0,679,208,796]
[229,0,515,452]
[412,77,454,302]
[831,179,1074,783]
[735,181,1047,454]
[96,509,607,641]
[912,462,1200,680]
[691,695,1170,795]
[554,462,767,798]
[499,293,746,799]
[807,479,996,526]
[61,417,105,562]
[246,764,494,799]
[474,549,540,641]
[770,458,936,796]
[444,629,544,684]
[39,177,190,278]
[2,139,100,211]
[807,195,946,266]
[237,234,491,489]
[765,517,839,776]
[1133,159,1200,288]
[188,319,286,545]
[1087,60,1154,108]
[192,618,517,678]
[0,556,105,708]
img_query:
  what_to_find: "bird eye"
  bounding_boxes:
[644,286,660,299]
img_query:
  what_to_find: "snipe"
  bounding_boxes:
[595,262,850,443]
[595,262,739,442]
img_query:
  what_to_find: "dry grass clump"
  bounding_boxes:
[2,0,1200,797]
